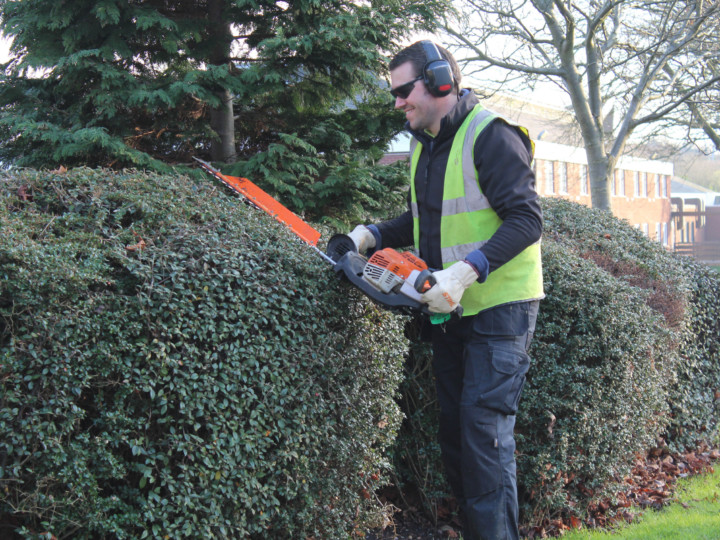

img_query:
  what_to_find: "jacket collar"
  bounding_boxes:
[406,89,479,148]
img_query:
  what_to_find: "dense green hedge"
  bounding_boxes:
[0,168,406,539]
[540,199,720,453]
[517,238,674,521]
[669,257,720,450]
[390,198,720,527]
[5,171,719,536]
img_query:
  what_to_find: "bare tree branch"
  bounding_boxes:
[442,0,720,210]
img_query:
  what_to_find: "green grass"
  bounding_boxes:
[711,265,720,273]
[561,467,720,539]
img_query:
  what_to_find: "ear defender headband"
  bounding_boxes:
[421,41,455,97]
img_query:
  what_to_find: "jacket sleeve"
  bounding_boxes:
[474,119,543,273]
[373,207,414,250]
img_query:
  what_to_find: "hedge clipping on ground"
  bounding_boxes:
[0,168,406,539]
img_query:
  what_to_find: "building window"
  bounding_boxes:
[661,175,668,198]
[656,223,662,242]
[654,174,660,198]
[640,172,648,197]
[545,161,555,194]
[663,223,669,246]
[612,170,618,196]
[619,170,626,197]
[559,162,568,194]
[633,171,640,197]
[580,165,589,195]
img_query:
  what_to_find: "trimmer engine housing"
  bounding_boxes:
[363,249,428,293]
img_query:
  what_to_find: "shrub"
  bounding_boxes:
[668,257,720,450]
[517,238,674,523]
[0,168,406,539]
[541,199,720,452]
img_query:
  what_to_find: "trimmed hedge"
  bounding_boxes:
[0,168,405,539]
[669,257,720,450]
[390,198,720,527]
[518,238,674,520]
[541,199,720,453]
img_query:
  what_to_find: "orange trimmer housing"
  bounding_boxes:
[363,249,430,294]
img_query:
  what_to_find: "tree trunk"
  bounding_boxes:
[569,92,613,212]
[208,0,236,163]
[560,48,613,212]
[584,138,614,212]
[588,156,612,212]
[210,88,236,163]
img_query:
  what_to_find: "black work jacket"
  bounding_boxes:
[376,90,542,273]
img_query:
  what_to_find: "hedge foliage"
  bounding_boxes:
[540,199,720,453]
[4,169,720,536]
[0,168,406,539]
[518,238,673,522]
[390,197,720,527]
[670,257,720,450]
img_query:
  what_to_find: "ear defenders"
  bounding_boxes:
[421,41,455,97]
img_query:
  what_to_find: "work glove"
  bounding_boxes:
[347,225,376,254]
[421,260,479,314]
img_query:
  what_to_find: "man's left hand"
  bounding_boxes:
[421,261,479,313]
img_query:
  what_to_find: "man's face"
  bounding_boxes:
[390,61,440,134]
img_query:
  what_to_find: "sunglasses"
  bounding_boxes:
[390,75,423,99]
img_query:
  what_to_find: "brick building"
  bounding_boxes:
[485,94,676,247]
[532,139,674,247]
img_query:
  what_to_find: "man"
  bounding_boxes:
[348,41,543,540]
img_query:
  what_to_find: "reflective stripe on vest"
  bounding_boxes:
[409,104,544,316]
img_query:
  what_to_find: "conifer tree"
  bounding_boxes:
[0,0,449,220]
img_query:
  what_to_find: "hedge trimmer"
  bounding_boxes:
[194,157,461,321]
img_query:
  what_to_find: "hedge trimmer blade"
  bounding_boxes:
[193,157,334,265]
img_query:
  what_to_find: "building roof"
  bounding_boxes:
[672,177,720,206]
[378,153,408,165]
[481,92,582,146]
[671,177,715,194]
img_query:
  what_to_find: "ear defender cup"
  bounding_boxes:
[421,41,454,97]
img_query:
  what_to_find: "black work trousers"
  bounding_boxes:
[431,300,539,540]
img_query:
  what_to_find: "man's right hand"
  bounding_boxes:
[347,225,376,254]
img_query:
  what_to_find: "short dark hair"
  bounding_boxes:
[389,41,462,90]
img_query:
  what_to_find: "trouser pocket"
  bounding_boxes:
[461,413,500,497]
[464,341,530,415]
[490,343,530,414]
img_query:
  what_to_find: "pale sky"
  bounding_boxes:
[1,35,11,63]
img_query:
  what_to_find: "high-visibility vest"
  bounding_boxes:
[409,104,544,316]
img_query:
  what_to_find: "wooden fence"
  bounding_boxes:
[674,241,720,263]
